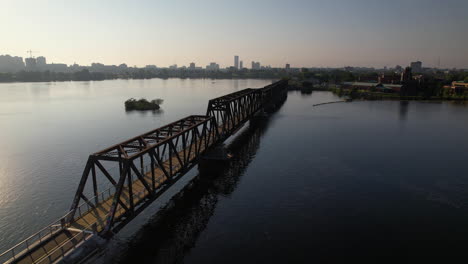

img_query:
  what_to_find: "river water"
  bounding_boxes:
[0,78,272,254]
[1,79,468,261]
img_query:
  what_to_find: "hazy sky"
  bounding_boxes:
[1,0,467,68]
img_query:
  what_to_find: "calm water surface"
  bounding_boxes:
[1,79,468,261]
[113,91,468,262]
[0,78,274,254]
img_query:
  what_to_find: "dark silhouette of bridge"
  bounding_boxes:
[0,80,288,264]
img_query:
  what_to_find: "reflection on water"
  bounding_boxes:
[399,101,409,120]
[0,78,274,254]
[2,82,468,261]
[125,108,164,116]
[108,95,287,264]
[300,89,313,96]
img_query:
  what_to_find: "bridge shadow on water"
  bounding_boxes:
[106,93,287,264]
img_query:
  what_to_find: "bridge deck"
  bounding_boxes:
[2,79,288,264]
[12,230,90,264]
[6,130,217,264]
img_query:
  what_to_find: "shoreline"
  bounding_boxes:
[288,85,468,102]
[0,76,279,85]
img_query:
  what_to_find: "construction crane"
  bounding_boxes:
[26,50,39,58]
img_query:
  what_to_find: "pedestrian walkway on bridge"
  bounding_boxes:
[0,80,288,264]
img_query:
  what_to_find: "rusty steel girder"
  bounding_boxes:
[68,80,288,237]
[68,115,220,234]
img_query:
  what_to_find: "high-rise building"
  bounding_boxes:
[25,57,37,69]
[0,55,25,72]
[285,63,290,70]
[239,61,243,69]
[36,56,46,68]
[395,65,403,73]
[401,67,412,82]
[189,62,195,69]
[251,61,260,70]
[234,55,239,69]
[206,62,220,71]
[410,61,422,73]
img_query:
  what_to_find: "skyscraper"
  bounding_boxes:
[239,61,243,69]
[251,61,260,70]
[410,61,422,73]
[401,67,412,82]
[206,62,220,71]
[36,56,46,68]
[234,55,239,69]
[25,57,37,69]
[0,55,25,72]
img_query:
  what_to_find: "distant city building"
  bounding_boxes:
[206,62,220,71]
[401,67,412,82]
[90,63,106,72]
[251,61,260,70]
[36,56,46,67]
[189,62,196,69]
[285,63,290,69]
[169,64,178,69]
[395,65,403,73]
[378,73,401,84]
[0,55,25,72]
[239,61,243,69]
[450,81,468,94]
[46,63,67,72]
[234,55,239,69]
[341,82,402,93]
[410,61,422,73]
[70,63,85,72]
[25,57,37,69]
[145,65,157,69]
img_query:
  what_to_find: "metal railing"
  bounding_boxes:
[0,219,63,263]
[0,132,216,264]
[0,214,98,264]
[34,221,98,264]
[0,185,114,264]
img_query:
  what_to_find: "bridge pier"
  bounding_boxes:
[0,80,289,264]
[199,145,231,175]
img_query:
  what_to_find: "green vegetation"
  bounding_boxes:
[330,88,468,101]
[291,68,468,101]
[125,98,163,111]
[0,68,291,83]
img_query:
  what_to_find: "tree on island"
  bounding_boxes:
[125,98,164,111]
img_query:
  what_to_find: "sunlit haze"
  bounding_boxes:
[2,0,468,263]
[1,0,467,68]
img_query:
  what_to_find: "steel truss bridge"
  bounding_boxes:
[0,80,288,264]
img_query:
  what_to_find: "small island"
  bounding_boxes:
[125,98,163,111]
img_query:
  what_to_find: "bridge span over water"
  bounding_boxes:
[0,80,288,264]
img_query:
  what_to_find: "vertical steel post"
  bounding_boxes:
[92,163,98,205]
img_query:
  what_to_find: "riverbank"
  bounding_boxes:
[330,88,468,102]
[0,70,287,83]
[115,91,468,263]
[0,78,276,256]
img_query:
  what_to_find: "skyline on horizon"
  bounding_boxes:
[0,52,446,70]
[1,0,467,69]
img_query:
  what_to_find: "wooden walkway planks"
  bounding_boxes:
[8,129,216,264]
